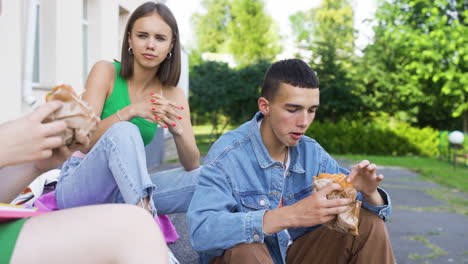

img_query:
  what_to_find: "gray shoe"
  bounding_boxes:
[168,248,180,264]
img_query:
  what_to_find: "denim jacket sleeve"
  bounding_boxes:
[322,152,392,221]
[187,163,266,252]
[359,188,392,221]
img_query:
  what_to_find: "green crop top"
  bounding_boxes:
[101,62,158,146]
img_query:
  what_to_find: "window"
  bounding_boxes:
[32,4,40,87]
[82,0,89,82]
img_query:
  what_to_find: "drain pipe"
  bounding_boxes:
[22,0,39,106]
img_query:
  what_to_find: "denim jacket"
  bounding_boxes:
[187,112,392,264]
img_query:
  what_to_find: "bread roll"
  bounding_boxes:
[313,173,361,235]
[44,84,98,149]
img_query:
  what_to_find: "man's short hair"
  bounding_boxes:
[261,59,319,101]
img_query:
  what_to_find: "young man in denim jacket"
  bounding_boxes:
[188,59,394,264]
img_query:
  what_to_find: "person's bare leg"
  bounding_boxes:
[10,204,168,264]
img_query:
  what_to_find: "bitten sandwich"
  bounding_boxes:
[44,84,99,149]
[313,173,361,235]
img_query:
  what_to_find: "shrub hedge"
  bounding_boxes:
[306,119,439,157]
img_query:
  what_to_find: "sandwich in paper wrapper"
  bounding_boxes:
[313,173,362,235]
[44,84,99,149]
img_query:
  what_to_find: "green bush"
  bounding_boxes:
[190,60,271,128]
[306,118,440,157]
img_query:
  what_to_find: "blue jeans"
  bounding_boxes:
[56,122,200,215]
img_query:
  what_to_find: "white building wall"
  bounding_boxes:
[39,0,57,89]
[89,0,120,65]
[0,0,23,123]
[32,0,85,108]
[54,0,83,89]
[180,48,189,97]
[0,0,188,124]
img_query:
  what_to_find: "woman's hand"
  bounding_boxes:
[120,93,184,135]
[33,136,91,174]
[0,101,67,167]
[32,146,70,174]
[148,93,184,135]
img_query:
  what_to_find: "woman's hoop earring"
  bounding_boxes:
[128,47,133,55]
[167,52,172,59]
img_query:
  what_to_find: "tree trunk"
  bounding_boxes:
[464,110,468,133]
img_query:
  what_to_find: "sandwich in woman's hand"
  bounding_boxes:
[313,173,361,235]
[44,84,99,149]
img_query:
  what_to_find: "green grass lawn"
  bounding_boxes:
[335,154,468,193]
[194,125,235,155]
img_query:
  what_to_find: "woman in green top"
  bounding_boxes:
[0,101,169,264]
[55,2,200,224]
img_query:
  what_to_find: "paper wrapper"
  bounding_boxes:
[313,173,361,235]
[44,84,99,149]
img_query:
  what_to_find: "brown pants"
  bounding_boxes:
[210,209,395,264]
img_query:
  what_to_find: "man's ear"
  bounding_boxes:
[258,97,270,116]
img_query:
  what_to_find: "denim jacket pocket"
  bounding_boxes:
[240,194,270,211]
[292,186,312,202]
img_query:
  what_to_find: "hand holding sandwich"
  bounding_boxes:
[0,101,67,168]
[263,183,352,234]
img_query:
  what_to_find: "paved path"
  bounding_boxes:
[377,165,468,264]
[155,159,468,264]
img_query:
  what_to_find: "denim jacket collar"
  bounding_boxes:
[249,112,305,174]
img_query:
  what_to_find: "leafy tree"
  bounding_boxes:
[191,0,231,53]
[188,48,203,73]
[190,60,271,140]
[227,0,282,66]
[289,11,312,44]
[226,61,271,123]
[190,61,236,138]
[191,0,281,66]
[290,0,362,122]
[356,30,424,124]
[359,0,468,131]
